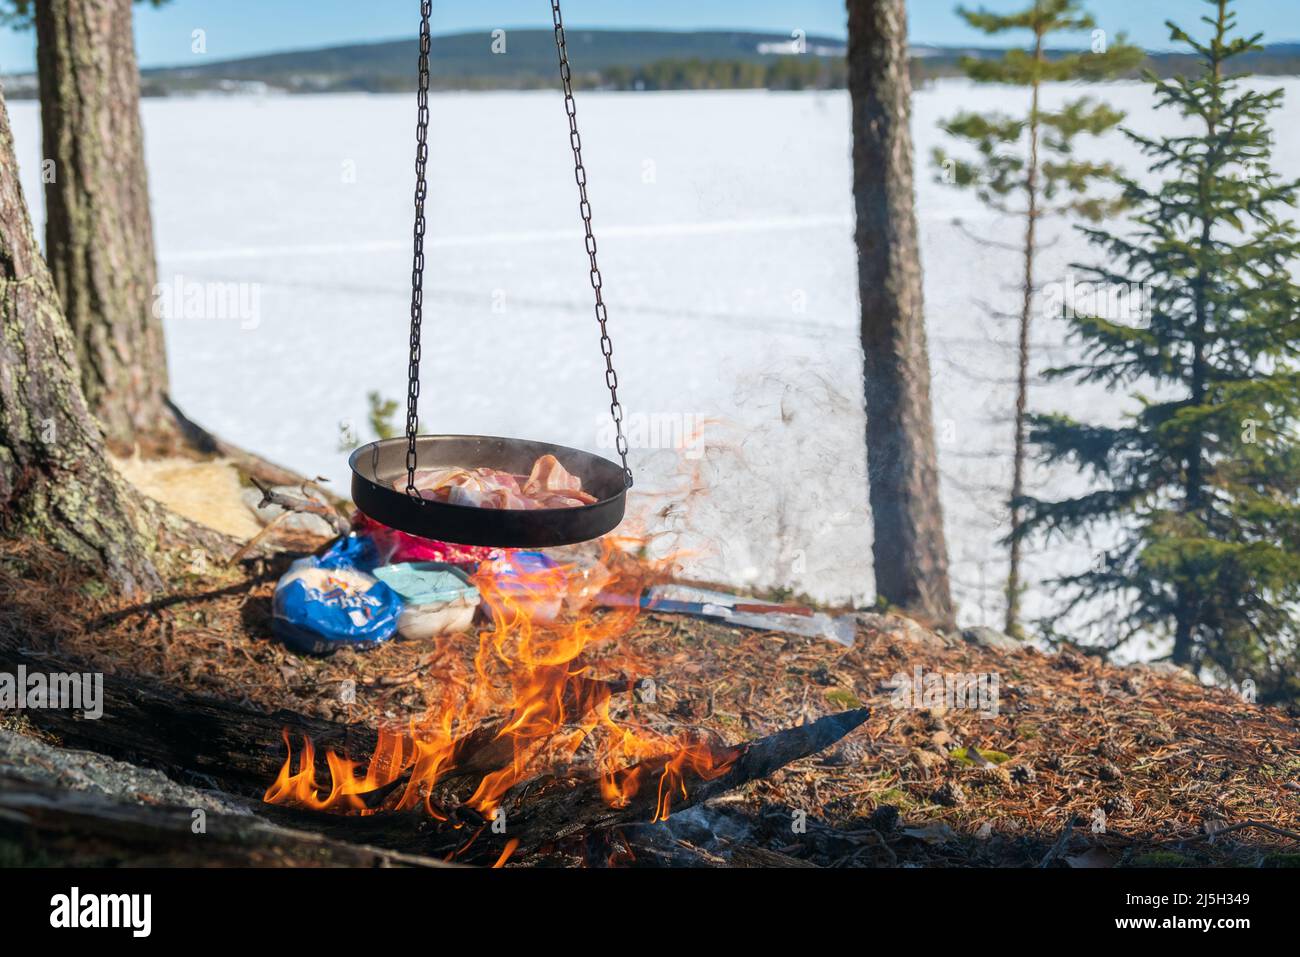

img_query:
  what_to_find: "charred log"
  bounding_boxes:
[0,774,454,868]
[281,708,872,864]
[0,638,377,797]
[495,708,871,858]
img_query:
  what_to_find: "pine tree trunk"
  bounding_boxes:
[1171,39,1226,674]
[846,0,955,628]
[0,85,162,596]
[34,0,169,452]
[1005,28,1046,639]
[1172,614,1194,666]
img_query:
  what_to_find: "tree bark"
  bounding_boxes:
[34,0,170,452]
[846,0,955,628]
[0,84,162,595]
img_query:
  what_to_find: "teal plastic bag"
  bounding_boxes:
[372,562,479,606]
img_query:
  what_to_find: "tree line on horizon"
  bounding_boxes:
[3,15,1300,99]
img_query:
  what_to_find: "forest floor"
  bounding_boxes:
[2,521,1298,868]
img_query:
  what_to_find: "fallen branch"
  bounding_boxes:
[0,639,378,797]
[1133,819,1300,847]
[224,478,350,565]
[226,507,295,566]
[250,477,348,532]
[0,773,454,867]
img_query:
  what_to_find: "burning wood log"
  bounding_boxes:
[325,673,643,812]
[3,512,877,863]
[491,708,872,860]
[270,708,872,864]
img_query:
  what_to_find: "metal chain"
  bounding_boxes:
[402,0,632,493]
[551,0,633,488]
[404,0,433,499]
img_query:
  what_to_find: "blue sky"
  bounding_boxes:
[1,0,1297,74]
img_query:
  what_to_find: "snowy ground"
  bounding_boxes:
[9,79,1299,645]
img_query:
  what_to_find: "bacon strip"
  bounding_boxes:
[393,455,595,510]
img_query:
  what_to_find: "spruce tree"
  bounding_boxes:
[932,0,1141,637]
[1021,0,1300,703]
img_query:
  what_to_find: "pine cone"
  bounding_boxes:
[931,780,967,807]
[1096,738,1123,761]
[1103,794,1135,817]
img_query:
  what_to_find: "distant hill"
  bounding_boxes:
[136,29,851,95]
[3,28,1300,98]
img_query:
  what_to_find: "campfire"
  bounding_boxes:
[262,538,868,863]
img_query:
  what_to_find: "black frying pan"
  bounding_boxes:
[350,434,627,548]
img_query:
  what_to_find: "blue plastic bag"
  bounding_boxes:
[318,534,381,573]
[272,551,403,655]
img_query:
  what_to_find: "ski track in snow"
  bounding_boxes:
[9,81,1299,650]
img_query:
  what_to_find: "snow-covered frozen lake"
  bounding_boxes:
[9,79,1299,643]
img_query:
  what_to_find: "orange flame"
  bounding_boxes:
[264,537,735,834]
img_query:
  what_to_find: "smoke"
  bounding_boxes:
[626,358,872,606]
